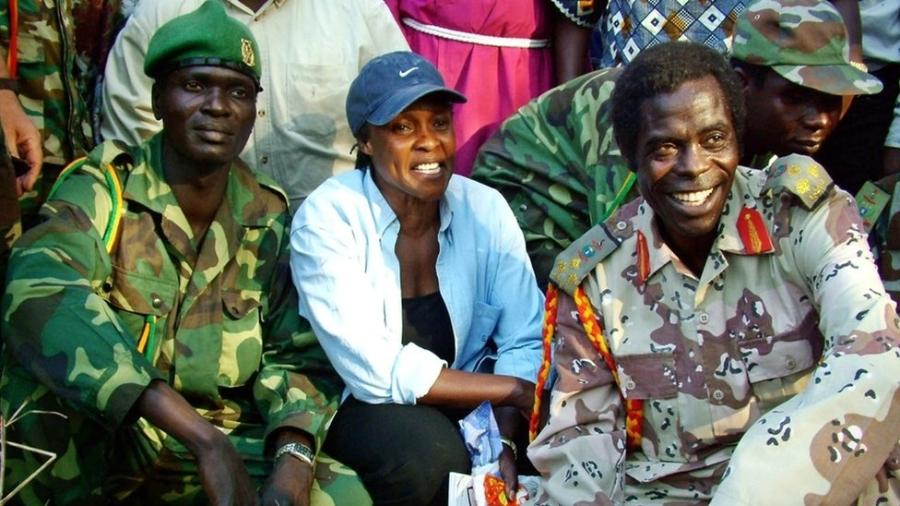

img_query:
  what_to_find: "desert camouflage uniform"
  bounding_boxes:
[529,156,900,504]
[0,134,370,505]
[470,68,637,288]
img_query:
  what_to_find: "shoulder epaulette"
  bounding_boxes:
[549,224,622,295]
[763,154,833,210]
[48,140,136,253]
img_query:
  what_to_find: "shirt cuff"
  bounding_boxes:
[391,343,445,404]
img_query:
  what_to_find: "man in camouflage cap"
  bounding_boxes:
[471,0,882,288]
[528,41,899,505]
[0,2,369,504]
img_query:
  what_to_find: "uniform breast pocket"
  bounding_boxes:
[284,63,351,141]
[739,328,822,413]
[220,289,264,387]
[105,266,176,355]
[464,302,502,372]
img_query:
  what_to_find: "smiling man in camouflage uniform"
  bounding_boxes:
[0,3,367,504]
[471,0,882,289]
[527,41,899,505]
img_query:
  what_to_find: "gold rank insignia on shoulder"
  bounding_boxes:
[765,155,833,210]
[241,38,255,67]
[550,224,621,295]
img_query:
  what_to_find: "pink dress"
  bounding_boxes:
[385,0,555,176]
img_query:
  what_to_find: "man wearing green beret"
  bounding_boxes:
[0,3,368,504]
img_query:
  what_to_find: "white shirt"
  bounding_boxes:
[100,0,409,210]
[290,169,545,404]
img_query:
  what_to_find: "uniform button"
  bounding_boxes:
[624,379,636,390]
[151,296,163,309]
[102,281,113,292]
[712,389,725,401]
[698,312,709,324]
[261,156,269,164]
[519,203,528,212]
[785,357,797,371]
[258,109,266,117]
[616,221,627,231]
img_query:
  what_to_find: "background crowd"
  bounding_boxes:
[0,0,898,505]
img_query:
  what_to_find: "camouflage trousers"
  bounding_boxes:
[0,367,371,505]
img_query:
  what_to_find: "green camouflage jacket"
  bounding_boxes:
[529,156,900,504]
[470,68,637,288]
[1,134,341,455]
[0,0,123,166]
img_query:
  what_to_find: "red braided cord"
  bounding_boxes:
[529,283,558,442]
[7,0,17,77]
[573,286,643,450]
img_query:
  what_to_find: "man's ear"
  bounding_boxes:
[733,66,752,92]
[151,81,163,121]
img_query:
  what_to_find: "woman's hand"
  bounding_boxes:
[498,442,519,500]
[495,405,525,500]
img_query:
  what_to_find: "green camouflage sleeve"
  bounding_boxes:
[713,182,900,504]
[1,164,163,429]
[253,228,343,454]
[471,68,635,288]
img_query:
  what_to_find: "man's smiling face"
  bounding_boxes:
[635,75,739,255]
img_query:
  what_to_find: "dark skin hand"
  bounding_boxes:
[134,380,258,506]
[260,429,316,506]
[421,369,534,499]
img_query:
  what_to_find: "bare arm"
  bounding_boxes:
[418,367,534,413]
[551,8,593,84]
[134,380,258,506]
[0,45,42,194]
[829,0,863,63]
[260,429,316,506]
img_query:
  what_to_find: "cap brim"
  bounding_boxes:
[771,63,883,96]
[368,84,467,126]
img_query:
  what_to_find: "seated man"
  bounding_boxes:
[527,41,899,504]
[471,0,882,288]
[0,3,368,504]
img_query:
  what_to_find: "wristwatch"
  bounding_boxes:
[274,442,315,468]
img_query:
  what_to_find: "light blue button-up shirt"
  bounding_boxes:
[290,168,544,404]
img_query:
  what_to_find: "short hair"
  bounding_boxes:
[612,42,746,167]
[729,58,769,88]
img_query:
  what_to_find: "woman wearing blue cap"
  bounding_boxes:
[290,51,544,505]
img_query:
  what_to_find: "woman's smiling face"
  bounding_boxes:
[361,95,456,208]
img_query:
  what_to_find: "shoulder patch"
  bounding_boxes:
[764,154,833,210]
[549,224,622,295]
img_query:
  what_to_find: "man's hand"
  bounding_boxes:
[260,455,314,506]
[134,380,258,505]
[195,429,259,506]
[0,89,42,195]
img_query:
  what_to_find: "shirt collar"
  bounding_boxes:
[362,167,454,240]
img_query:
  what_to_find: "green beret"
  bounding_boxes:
[144,1,262,86]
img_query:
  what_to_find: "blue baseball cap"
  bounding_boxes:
[346,51,467,137]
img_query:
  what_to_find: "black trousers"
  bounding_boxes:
[324,397,472,506]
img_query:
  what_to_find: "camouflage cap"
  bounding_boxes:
[732,0,882,96]
[144,1,262,87]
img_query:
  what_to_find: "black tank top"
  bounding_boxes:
[401,291,455,364]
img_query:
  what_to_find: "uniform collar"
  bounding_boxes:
[625,166,774,282]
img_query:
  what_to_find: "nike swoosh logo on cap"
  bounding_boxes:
[399,67,419,78]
